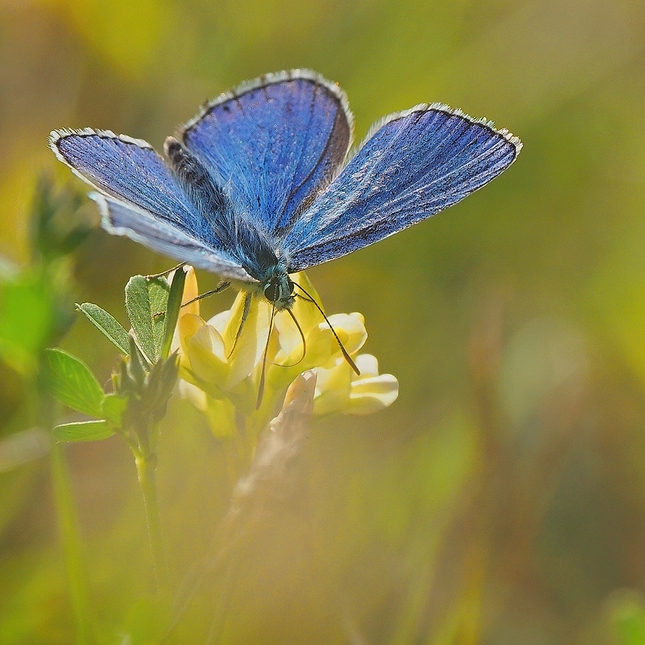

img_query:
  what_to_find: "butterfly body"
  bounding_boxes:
[163,134,295,309]
[50,69,521,307]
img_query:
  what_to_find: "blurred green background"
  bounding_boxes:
[2,0,645,643]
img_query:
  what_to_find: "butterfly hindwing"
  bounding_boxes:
[284,106,521,271]
[181,70,353,234]
[96,194,253,281]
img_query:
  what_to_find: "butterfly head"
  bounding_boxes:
[262,273,295,310]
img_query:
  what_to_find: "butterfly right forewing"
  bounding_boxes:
[284,105,522,272]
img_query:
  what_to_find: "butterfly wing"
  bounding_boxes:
[180,70,352,234]
[95,194,253,279]
[283,105,522,271]
[50,129,254,282]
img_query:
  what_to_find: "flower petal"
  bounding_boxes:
[313,361,352,416]
[180,266,200,316]
[291,272,326,332]
[186,323,228,385]
[177,313,205,353]
[326,312,367,356]
[347,373,399,415]
[225,296,270,389]
[354,353,379,377]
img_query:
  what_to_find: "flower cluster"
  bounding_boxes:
[174,267,398,438]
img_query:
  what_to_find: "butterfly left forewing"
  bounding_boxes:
[181,70,353,235]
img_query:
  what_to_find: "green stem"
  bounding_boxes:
[135,453,169,595]
[51,443,94,645]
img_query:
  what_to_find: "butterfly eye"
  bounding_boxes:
[263,279,280,302]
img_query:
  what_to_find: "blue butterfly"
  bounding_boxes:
[50,69,521,313]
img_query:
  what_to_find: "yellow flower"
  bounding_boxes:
[174,266,398,437]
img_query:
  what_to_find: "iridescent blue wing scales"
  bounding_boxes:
[284,105,522,271]
[95,195,253,280]
[49,74,522,287]
[49,129,254,282]
[51,129,214,241]
[180,70,353,234]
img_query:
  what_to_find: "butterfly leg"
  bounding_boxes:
[227,291,252,359]
[182,281,231,308]
[256,301,277,409]
[145,262,186,280]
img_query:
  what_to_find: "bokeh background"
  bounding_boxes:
[2,0,645,643]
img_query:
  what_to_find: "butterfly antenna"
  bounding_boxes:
[292,283,360,375]
[256,301,277,409]
[271,308,307,368]
[227,292,252,359]
[182,281,230,308]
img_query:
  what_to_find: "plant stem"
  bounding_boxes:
[135,452,169,595]
[51,442,94,645]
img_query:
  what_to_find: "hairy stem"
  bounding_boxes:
[135,453,169,595]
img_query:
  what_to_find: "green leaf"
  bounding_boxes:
[125,276,155,362]
[102,392,128,427]
[161,267,186,359]
[53,419,115,442]
[43,348,104,417]
[148,277,169,360]
[125,276,169,363]
[77,302,130,355]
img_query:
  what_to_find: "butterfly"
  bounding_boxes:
[50,69,521,366]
